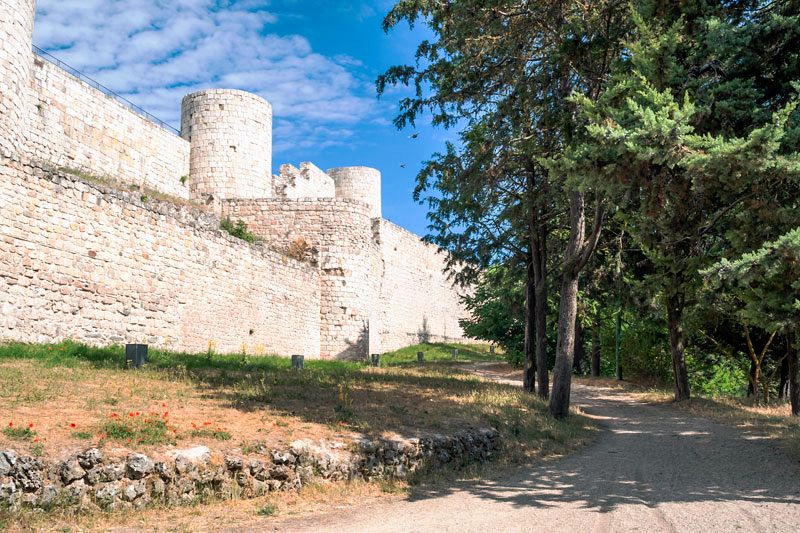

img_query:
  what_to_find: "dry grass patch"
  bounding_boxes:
[0,342,595,464]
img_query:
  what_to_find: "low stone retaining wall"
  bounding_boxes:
[0,428,501,511]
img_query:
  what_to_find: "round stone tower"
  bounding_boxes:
[180,89,272,201]
[327,166,382,219]
[0,0,36,159]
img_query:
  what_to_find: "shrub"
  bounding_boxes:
[220,218,258,243]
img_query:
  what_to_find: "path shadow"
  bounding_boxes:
[405,384,800,511]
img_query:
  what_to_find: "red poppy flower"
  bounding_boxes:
[8,422,12,427]
[69,423,76,428]
[28,423,33,429]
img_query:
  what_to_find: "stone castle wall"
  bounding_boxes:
[222,199,470,357]
[27,57,191,200]
[0,158,321,357]
[376,220,470,352]
[0,0,471,358]
[0,0,36,158]
[222,198,381,359]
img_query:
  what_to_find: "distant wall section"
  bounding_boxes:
[376,220,469,352]
[26,57,190,199]
[223,198,381,359]
[0,158,320,357]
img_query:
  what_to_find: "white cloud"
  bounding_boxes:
[33,0,379,156]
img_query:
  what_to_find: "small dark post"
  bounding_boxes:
[371,353,381,367]
[291,354,304,370]
[452,349,458,359]
[125,344,148,369]
[489,345,495,355]
[417,351,424,363]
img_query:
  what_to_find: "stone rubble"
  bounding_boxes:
[0,428,500,511]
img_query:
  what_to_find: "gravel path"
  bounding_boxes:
[268,369,800,533]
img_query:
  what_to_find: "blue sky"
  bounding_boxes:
[33,0,450,235]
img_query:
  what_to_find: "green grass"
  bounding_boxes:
[0,339,594,464]
[0,339,358,374]
[2,425,36,441]
[380,342,501,366]
[189,428,232,441]
[101,415,175,446]
[257,502,278,516]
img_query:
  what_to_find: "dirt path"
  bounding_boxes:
[263,368,800,532]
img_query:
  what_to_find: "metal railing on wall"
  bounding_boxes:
[32,45,181,135]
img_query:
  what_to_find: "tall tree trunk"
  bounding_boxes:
[574,315,586,375]
[789,332,799,416]
[549,191,603,419]
[666,293,691,401]
[532,223,549,399]
[550,275,580,418]
[523,255,536,393]
[591,314,601,377]
[779,349,790,400]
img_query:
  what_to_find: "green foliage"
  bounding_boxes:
[257,503,278,516]
[220,218,258,244]
[2,426,35,441]
[688,352,748,398]
[101,415,175,446]
[459,265,525,365]
[102,413,175,445]
[705,228,800,334]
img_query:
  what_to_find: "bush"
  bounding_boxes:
[220,218,258,243]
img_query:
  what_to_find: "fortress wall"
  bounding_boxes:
[26,57,191,200]
[0,157,320,357]
[223,198,381,359]
[376,220,469,352]
[0,0,35,158]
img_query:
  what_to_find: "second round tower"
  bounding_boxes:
[181,89,272,202]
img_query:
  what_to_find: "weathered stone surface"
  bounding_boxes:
[95,482,120,508]
[122,480,146,502]
[0,450,17,477]
[224,455,243,472]
[77,448,103,470]
[101,462,126,482]
[60,457,86,484]
[13,456,43,492]
[126,454,154,480]
[0,427,501,512]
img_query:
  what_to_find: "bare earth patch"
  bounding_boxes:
[0,343,595,530]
